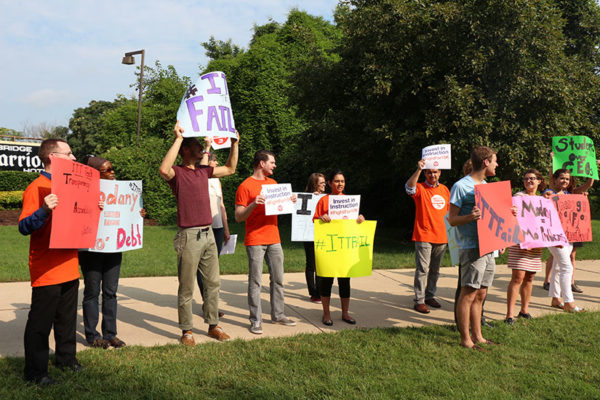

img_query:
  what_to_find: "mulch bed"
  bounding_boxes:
[0,210,158,226]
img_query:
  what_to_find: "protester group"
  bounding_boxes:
[17,119,597,384]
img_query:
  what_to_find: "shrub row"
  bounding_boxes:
[0,171,38,191]
[0,191,24,210]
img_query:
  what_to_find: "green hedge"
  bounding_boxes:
[0,171,38,191]
[0,190,24,210]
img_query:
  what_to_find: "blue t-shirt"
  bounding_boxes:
[449,175,486,250]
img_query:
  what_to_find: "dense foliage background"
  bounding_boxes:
[18,2,597,231]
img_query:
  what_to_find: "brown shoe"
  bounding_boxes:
[414,303,430,314]
[108,337,126,348]
[208,325,230,342]
[180,330,195,346]
[425,298,442,308]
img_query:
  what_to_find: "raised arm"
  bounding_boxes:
[213,131,239,178]
[573,178,594,194]
[198,137,212,166]
[158,121,184,181]
[406,159,425,192]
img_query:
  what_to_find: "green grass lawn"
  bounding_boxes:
[2,220,599,282]
[1,312,598,399]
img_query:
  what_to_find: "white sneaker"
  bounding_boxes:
[273,316,296,326]
[249,322,263,334]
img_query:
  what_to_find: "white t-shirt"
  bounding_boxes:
[208,178,223,229]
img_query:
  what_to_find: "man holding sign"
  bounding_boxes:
[18,139,82,385]
[235,150,297,334]
[448,146,499,349]
[405,159,450,314]
[159,121,239,345]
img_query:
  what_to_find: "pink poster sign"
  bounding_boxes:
[512,195,568,249]
[50,157,100,248]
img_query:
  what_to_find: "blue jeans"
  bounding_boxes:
[79,251,122,342]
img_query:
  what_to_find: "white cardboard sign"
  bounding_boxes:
[262,183,295,216]
[422,144,451,169]
[328,195,360,220]
[89,180,143,253]
[291,192,325,241]
[176,71,237,138]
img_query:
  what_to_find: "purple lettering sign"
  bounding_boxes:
[512,195,568,249]
[176,71,237,138]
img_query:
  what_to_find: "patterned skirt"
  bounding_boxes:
[507,246,543,272]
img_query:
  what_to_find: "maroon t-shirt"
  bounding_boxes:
[168,165,214,228]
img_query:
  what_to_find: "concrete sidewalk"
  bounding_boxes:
[1,261,598,357]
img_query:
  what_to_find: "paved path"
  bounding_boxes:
[1,262,598,357]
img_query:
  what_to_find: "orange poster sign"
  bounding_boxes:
[50,157,100,248]
[475,181,522,257]
[550,194,592,242]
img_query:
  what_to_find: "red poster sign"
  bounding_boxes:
[475,181,522,257]
[550,194,592,242]
[50,157,101,248]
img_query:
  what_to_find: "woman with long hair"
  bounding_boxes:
[313,170,365,326]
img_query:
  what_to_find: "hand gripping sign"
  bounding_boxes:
[176,71,237,139]
[552,136,598,180]
[50,158,100,249]
[89,180,144,253]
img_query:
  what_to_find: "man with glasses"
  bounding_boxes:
[18,139,81,385]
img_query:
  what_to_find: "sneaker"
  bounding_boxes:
[517,312,533,319]
[310,296,322,303]
[273,316,296,326]
[571,283,583,293]
[32,375,57,386]
[56,360,83,373]
[542,282,549,291]
[180,330,195,346]
[504,317,514,326]
[108,337,126,348]
[249,322,263,335]
[208,325,230,341]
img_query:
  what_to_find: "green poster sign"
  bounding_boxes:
[552,136,598,180]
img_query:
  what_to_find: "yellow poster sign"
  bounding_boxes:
[314,220,377,277]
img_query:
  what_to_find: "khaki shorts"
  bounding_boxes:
[459,248,495,289]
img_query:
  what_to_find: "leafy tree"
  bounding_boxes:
[294,0,600,229]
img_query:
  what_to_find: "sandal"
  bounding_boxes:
[564,306,586,313]
[551,302,564,309]
[322,317,333,326]
[342,316,356,325]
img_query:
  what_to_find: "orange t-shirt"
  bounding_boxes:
[313,194,331,221]
[19,175,80,287]
[410,182,450,244]
[235,176,281,246]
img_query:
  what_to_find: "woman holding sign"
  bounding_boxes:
[542,168,592,312]
[79,157,146,348]
[542,166,594,293]
[504,169,546,325]
[313,170,364,326]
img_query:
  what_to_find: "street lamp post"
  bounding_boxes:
[122,49,145,146]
